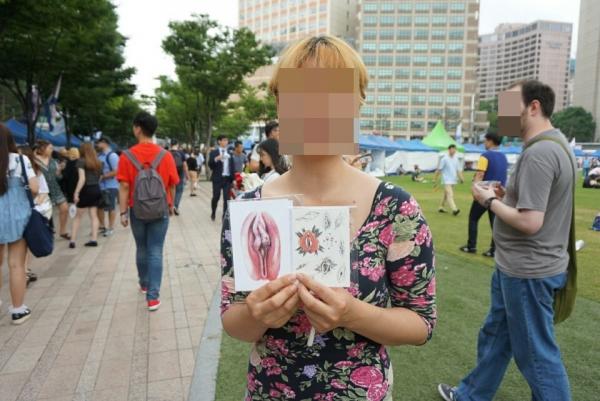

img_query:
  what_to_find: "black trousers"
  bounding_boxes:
[467,200,496,251]
[211,179,231,217]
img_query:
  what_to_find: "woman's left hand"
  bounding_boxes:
[297,273,356,333]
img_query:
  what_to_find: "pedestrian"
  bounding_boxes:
[434,144,464,215]
[96,138,120,237]
[0,124,39,324]
[170,139,189,215]
[582,156,591,178]
[196,150,205,178]
[19,146,53,286]
[60,147,81,204]
[208,135,234,221]
[249,121,280,172]
[34,140,70,239]
[232,140,247,174]
[412,164,424,182]
[438,80,576,401]
[117,111,179,311]
[460,132,508,257]
[69,143,102,249]
[221,35,436,400]
[186,150,199,197]
[257,138,287,183]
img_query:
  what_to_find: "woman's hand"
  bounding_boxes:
[246,274,300,329]
[73,192,80,205]
[297,274,356,333]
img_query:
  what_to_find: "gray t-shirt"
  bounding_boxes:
[494,129,575,279]
[232,153,247,173]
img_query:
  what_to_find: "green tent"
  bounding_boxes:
[421,121,464,152]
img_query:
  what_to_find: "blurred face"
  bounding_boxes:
[260,149,273,168]
[449,147,456,156]
[498,86,529,137]
[133,124,142,140]
[218,138,229,148]
[484,138,493,150]
[235,144,243,153]
[269,127,280,140]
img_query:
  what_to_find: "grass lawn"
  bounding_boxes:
[215,173,600,401]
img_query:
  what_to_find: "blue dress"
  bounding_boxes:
[0,174,31,244]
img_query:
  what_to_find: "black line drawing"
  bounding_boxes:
[334,212,343,229]
[339,241,345,256]
[337,263,345,283]
[324,212,331,230]
[296,211,319,222]
[296,263,307,271]
[315,257,337,275]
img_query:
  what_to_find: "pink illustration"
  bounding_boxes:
[242,211,281,281]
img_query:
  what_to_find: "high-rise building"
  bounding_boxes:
[573,0,600,141]
[357,0,480,139]
[479,21,572,111]
[238,0,359,54]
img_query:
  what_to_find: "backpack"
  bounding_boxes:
[104,151,116,171]
[123,149,169,221]
[171,150,184,175]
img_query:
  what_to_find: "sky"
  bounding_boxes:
[115,0,581,98]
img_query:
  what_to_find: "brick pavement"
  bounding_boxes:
[0,181,223,401]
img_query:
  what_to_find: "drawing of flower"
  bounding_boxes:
[296,226,323,256]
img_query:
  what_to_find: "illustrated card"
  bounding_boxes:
[291,207,351,287]
[229,199,293,291]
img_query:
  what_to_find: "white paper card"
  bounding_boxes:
[291,207,351,287]
[229,199,293,291]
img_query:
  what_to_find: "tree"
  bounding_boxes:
[162,15,274,148]
[552,106,597,142]
[0,0,136,144]
[479,98,498,134]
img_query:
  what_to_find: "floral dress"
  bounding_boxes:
[221,181,436,401]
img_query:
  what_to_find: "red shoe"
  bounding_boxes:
[139,285,147,294]
[148,299,161,311]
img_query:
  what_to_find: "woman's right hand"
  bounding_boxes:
[246,274,300,329]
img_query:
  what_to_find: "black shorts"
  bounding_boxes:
[77,185,101,208]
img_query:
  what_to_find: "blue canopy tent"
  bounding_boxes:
[384,139,439,174]
[243,138,254,151]
[591,149,600,158]
[498,145,522,154]
[462,143,486,153]
[3,118,81,147]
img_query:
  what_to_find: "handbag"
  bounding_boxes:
[19,155,54,257]
[523,136,577,324]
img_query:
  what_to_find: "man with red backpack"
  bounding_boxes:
[117,112,179,311]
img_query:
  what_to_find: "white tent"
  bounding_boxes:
[384,140,440,174]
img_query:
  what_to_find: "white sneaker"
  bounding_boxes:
[103,229,114,237]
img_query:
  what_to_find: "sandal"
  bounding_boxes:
[60,233,71,240]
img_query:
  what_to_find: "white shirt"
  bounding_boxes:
[7,153,35,179]
[262,169,280,183]
[219,147,231,177]
[439,154,461,185]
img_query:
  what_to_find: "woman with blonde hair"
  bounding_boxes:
[220,36,436,400]
[69,143,102,248]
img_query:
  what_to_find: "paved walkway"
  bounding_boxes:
[0,181,223,401]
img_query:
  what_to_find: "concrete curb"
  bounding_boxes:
[188,286,223,401]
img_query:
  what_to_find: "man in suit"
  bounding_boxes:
[208,135,234,221]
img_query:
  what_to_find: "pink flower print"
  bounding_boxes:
[347,342,366,358]
[412,295,430,308]
[351,260,360,271]
[414,224,430,246]
[350,366,384,388]
[367,264,386,282]
[378,345,388,361]
[374,196,392,216]
[392,291,409,303]
[266,366,282,376]
[399,197,419,216]
[391,267,417,287]
[334,360,354,369]
[331,379,347,390]
[363,220,382,233]
[379,224,395,247]
[275,382,296,399]
[261,357,276,368]
[346,283,360,297]
[367,382,390,401]
[247,372,257,392]
[427,277,436,296]
[269,389,281,398]
[291,313,313,335]
[363,243,377,253]
[386,241,415,262]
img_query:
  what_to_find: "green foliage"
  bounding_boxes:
[0,0,137,145]
[162,14,274,147]
[552,106,597,142]
[479,98,498,134]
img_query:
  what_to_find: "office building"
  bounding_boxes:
[357,0,480,139]
[238,0,359,54]
[573,0,600,140]
[479,21,572,111]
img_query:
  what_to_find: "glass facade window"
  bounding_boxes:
[380,15,395,26]
[448,56,463,66]
[367,68,377,79]
[393,108,408,118]
[379,43,395,52]
[393,120,408,130]
[449,30,464,39]
[430,56,444,65]
[398,3,412,13]
[448,43,464,53]
[363,55,376,65]
[394,82,410,92]
[380,29,395,40]
[378,95,393,104]
[415,30,429,39]
[363,30,377,40]
[432,16,447,26]
[379,55,394,65]
[363,43,377,53]
[415,16,430,26]
[446,96,461,104]
[413,56,428,66]
[395,69,410,79]
[398,16,412,26]
[431,43,446,52]
[429,108,444,119]
[414,43,428,52]
[378,81,393,91]
[449,16,465,26]
[394,95,409,104]
[411,121,425,130]
[411,108,426,118]
[363,3,378,13]
[447,82,462,92]
[429,95,443,105]
[378,69,393,78]
[411,95,426,105]
[397,30,411,40]
[381,3,395,13]
[447,70,462,79]
[366,95,376,104]
[361,120,374,129]
[364,15,377,26]
[429,82,444,92]
[415,3,430,13]
[432,3,448,13]
[396,43,411,52]
[361,107,374,117]
[447,109,461,119]
[396,55,411,66]
[431,30,446,39]
[413,70,427,79]
[450,2,466,12]
[430,69,445,79]
[428,121,438,129]
[411,82,427,92]
[377,108,392,117]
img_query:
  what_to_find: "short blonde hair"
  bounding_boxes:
[268,35,368,105]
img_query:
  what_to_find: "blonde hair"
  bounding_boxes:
[268,35,368,105]
[79,143,101,172]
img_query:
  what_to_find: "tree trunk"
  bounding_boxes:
[64,111,71,148]
[25,84,35,145]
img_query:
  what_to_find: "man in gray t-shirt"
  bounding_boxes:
[438,80,575,401]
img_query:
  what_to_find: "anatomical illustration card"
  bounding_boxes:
[291,207,351,287]
[229,198,293,291]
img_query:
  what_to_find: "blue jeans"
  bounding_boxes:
[130,212,169,301]
[456,269,570,401]
[174,179,185,209]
